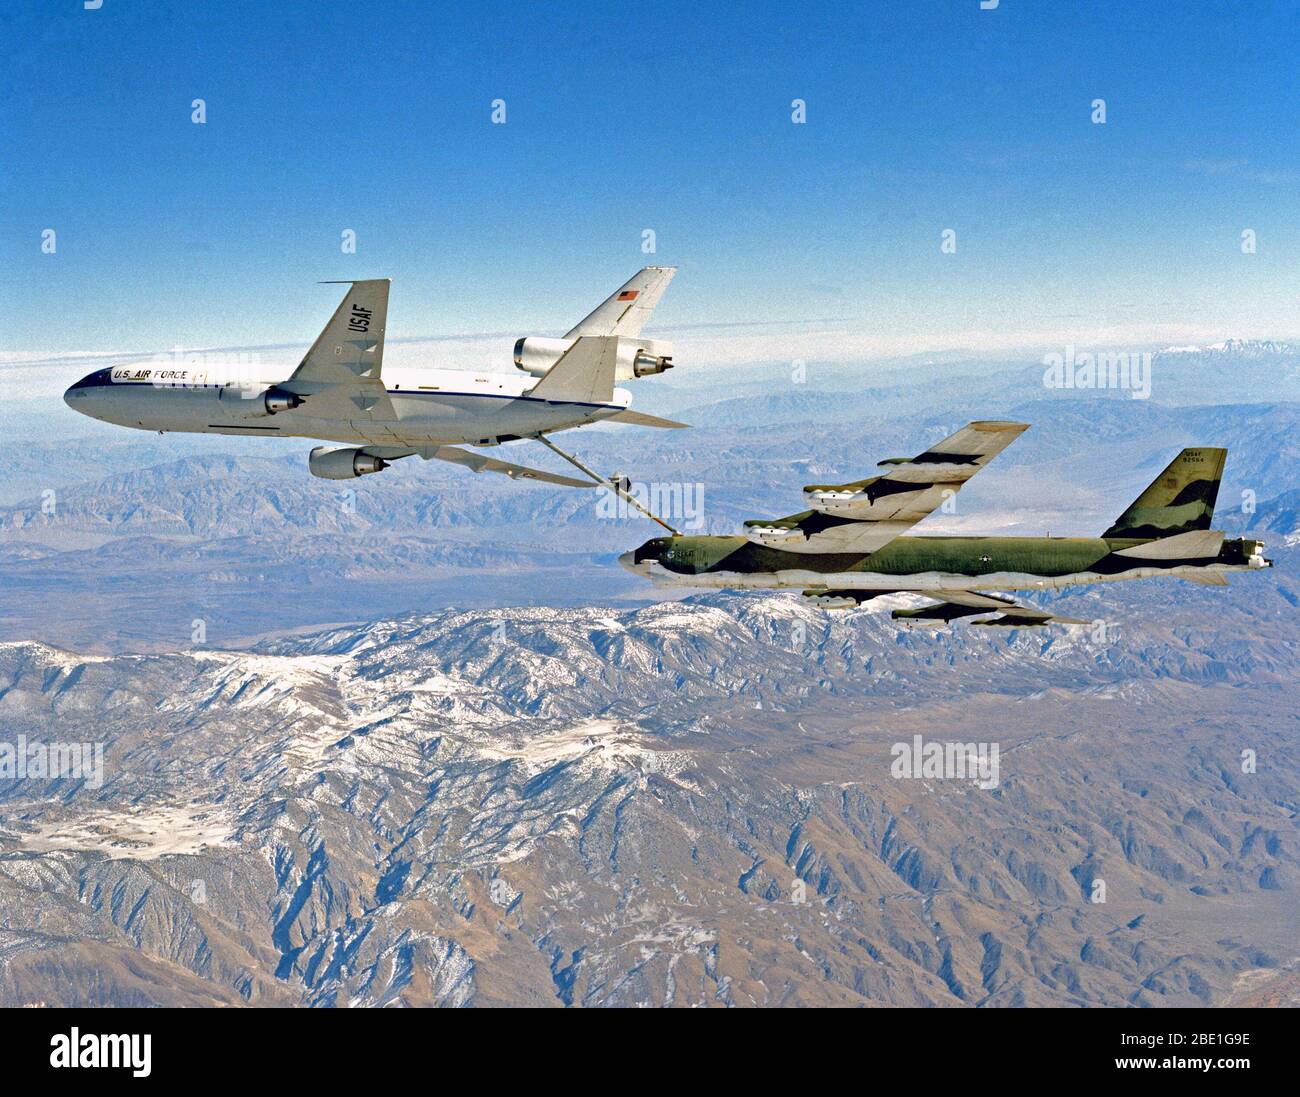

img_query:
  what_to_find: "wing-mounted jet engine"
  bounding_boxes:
[309,446,389,479]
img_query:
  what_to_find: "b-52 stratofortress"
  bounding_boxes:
[65,268,684,513]
[621,421,1272,627]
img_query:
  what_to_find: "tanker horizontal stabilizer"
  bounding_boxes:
[603,408,689,429]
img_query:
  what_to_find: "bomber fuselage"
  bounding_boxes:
[620,533,1270,594]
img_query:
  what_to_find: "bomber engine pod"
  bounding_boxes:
[309,446,389,480]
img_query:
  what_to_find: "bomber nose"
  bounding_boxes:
[623,538,667,572]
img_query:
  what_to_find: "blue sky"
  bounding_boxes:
[6,1,1300,355]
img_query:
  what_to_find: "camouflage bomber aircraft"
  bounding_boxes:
[620,421,1272,627]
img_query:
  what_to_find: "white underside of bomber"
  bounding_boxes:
[636,560,1265,594]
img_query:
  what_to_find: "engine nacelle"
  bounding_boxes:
[217,384,304,417]
[801,588,882,610]
[745,524,808,548]
[513,336,571,377]
[513,335,674,381]
[263,386,304,414]
[805,488,868,514]
[621,338,674,379]
[308,446,388,480]
[802,592,860,610]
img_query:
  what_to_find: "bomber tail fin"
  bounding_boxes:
[1102,447,1226,540]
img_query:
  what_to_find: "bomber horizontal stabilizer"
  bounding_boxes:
[1179,571,1230,586]
[1111,529,1225,560]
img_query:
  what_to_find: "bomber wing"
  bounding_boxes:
[893,591,1089,628]
[745,420,1028,554]
[800,587,1087,627]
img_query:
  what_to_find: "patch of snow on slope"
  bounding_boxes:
[473,718,692,777]
[16,803,233,860]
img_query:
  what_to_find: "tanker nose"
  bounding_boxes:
[65,373,96,411]
[64,368,114,420]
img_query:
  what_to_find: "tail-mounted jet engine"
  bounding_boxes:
[309,446,389,480]
[513,336,673,381]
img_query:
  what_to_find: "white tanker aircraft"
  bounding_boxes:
[64,268,685,526]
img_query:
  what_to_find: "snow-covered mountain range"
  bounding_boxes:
[1,585,1296,1007]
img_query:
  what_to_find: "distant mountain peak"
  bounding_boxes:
[1159,338,1295,357]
